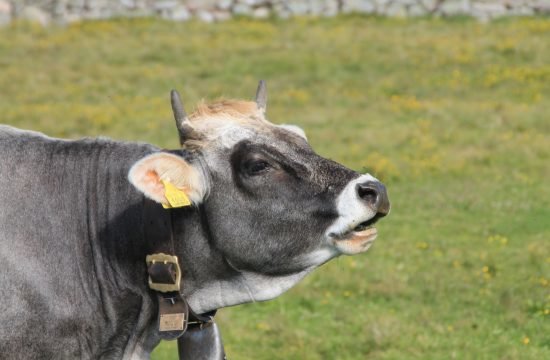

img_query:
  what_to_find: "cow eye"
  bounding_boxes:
[245,160,270,175]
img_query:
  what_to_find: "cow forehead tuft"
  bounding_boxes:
[190,99,260,120]
[183,99,309,151]
[185,99,274,146]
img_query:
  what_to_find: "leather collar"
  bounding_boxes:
[143,199,215,340]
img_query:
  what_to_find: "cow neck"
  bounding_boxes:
[142,198,216,341]
[143,197,174,256]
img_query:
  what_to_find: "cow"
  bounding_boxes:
[0,81,389,359]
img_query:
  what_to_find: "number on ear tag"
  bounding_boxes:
[161,180,191,208]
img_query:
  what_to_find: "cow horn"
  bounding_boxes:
[170,89,188,145]
[255,80,267,115]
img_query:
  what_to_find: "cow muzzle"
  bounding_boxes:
[325,174,390,255]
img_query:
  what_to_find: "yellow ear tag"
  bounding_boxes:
[161,180,191,209]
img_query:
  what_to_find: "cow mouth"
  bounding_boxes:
[331,215,381,255]
[352,218,377,232]
[340,215,381,238]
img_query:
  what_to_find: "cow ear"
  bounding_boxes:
[128,153,207,206]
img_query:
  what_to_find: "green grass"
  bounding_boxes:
[1,16,549,359]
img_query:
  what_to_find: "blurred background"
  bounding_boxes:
[1,1,549,359]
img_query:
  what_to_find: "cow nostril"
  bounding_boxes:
[356,183,379,206]
[356,181,390,215]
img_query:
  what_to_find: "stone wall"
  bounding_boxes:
[1,0,549,26]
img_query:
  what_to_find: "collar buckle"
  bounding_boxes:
[146,253,182,293]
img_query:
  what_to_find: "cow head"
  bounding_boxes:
[129,82,390,312]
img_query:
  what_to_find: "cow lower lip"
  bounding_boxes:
[333,227,378,255]
[333,225,377,242]
[347,226,377,241]
[352,226,376,235]
[336,222,376,240]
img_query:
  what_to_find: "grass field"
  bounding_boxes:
[1,16,548,359]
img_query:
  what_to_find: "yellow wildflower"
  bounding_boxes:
[416,242,429,250]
